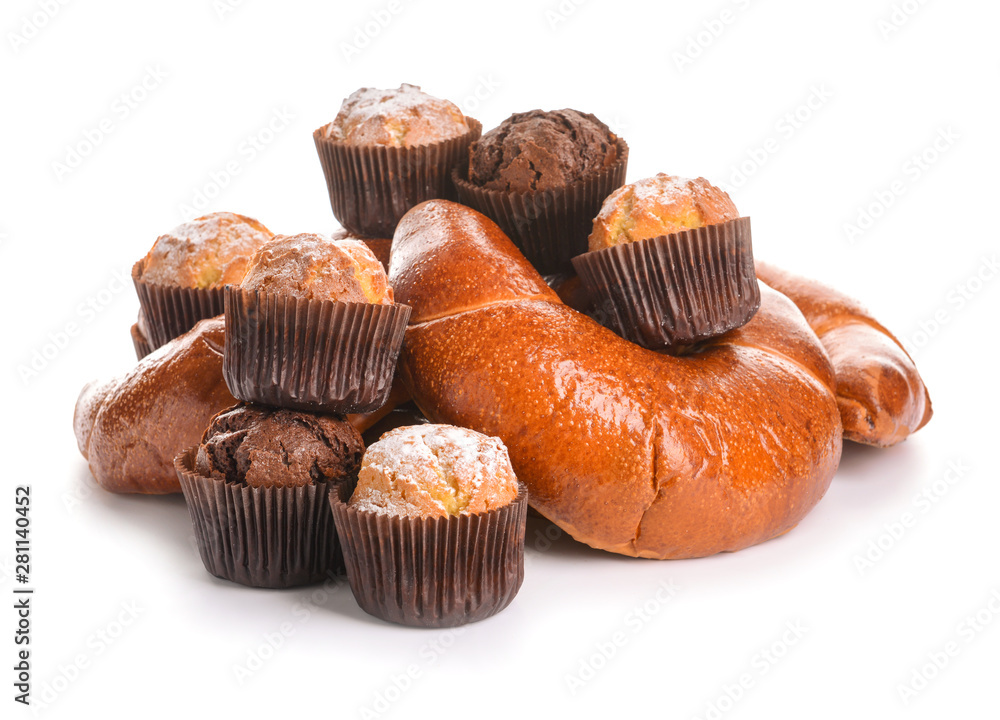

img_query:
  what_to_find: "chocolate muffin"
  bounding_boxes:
[452,109,628,273]
[468,109,618,192]
[138,212,273,289]
[240,233,393,304]
[176,404,363,588]
[322,84,469,148]
[195,404,363,489]
[349,424,519,518]
[589,174,740,251]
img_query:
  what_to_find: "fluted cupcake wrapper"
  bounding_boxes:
[314,118,482,238]
[223,286,411,414]
[131,259,226,351]
[571,217,760,350]
[130,322,152,361]
[452,137,629,275]
[330,479,528,628]
[174,448,344,589]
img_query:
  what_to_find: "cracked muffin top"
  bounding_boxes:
[588,173,740,252]
[240,233,394,304]
[137,212,273,289]
[348,424,519,518]
[195,404,364,488]
[468,109,618,193]
[321,84,469,148]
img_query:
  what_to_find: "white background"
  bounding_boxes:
[2,0,998,718]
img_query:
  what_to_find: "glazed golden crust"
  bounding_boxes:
[388,200,559,323]
[323,84,469,148]
[139,212,272,288]
[73,317,236,494]
[241,233,393,304]
[391,201,842,559]
[77,316,402,493]
[755,262,932,446]
[588,174,740,251]
[350,424,518,518]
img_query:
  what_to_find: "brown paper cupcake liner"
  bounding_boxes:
[314,118,483,238]
[330,479,528,628]
[452,136,629,274]
[174,448,344,589]
[130,322,152,360]
[571,217,760,350]
[132,258,225,350]
[223,286,411,414]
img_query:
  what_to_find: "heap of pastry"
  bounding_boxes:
[74,83,931,625]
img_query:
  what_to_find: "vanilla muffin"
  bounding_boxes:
[573,173,757,350]
[241,233,393,304]
[224,233,409,413]
[349,424,519,518]
[322,84,469,148]
[331,422,527,626]
[133,212,273,350]
[138,212,272,288]
[589,174,739,252]
[314,85,480,238]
